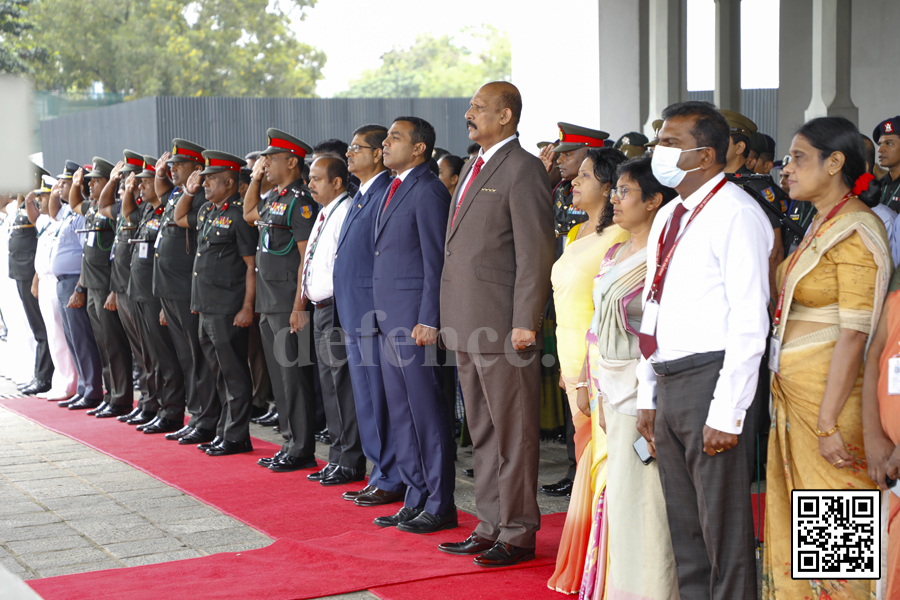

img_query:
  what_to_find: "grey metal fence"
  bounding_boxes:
[689,89,778,142]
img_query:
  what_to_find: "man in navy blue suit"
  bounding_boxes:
[371,117,457,534]
[332,124,404,507]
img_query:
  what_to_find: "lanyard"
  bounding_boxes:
[302,195,347,294]
[772,193,851,330]
[648,178,726,301]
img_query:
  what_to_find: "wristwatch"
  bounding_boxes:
[75,285,85,294]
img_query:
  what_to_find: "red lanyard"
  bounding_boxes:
[772,193,851,329]
[648,177,726,301]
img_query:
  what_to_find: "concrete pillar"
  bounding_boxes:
[777,0,812,156]
[597,0,648,133]
[644,0,688,137]
[804,0,858,125]
[714,0,741,112]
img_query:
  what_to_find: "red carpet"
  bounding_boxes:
[371,564,562,600]
[1,398,562,599]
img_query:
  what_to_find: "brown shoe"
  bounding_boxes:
[474,541,535,567]
[438,532,495,556]
[354,488,404,507]
[342,485,375,501]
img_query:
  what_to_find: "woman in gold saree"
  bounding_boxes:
[762,116,891,600]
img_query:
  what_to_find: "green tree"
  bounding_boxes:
[25,0,325,98]
[337,25,511,98]
[0,0,46,75]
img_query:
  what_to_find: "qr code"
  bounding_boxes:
[791,489,880,579]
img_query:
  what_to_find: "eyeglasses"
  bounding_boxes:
[781,155,792,166]
[610,187,631,200]
[347,144,375,153]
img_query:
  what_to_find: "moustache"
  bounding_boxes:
[466,120,477,130]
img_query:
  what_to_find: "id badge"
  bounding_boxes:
[769,335,782,374]
[640,300,660,336]
[87,232,95,247]
[889,356,900,395]
[138,242,149,259]
[262,232,269,253]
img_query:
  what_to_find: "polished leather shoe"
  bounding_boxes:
[198,436,223,451]
[307,463,338,482]
[86,401,109,416]
[314,428,331,444]
[251,406,277,424]
[17,378,35,392]
[374,506,422,528]
[438,532,495,555]
[205,439,253,456]
[268,454,317,472]
[343,485,376,501]
[165,425,193,440]
[462,468,474,478]
[143,418,184,434]
[539,477,573,497]
[397,510,458,534]
[319,466,365,486]
[178,427,216,445]
[118,407,142,422]
[257,451,287,467]
[58,394,83,408]
[127,410,157,425]
[136,416,161,431]
[474,541,535,567]
[95,404,132,418]
[249,404,269,420]
[67,396,103,410]
[21,379,52,395]
[257,412,280,427]
[354,489,405,507]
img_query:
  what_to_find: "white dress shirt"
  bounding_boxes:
[635,172,774,434]
[302,192,350,303]
[359,170,388,197]
[455,134,518,206]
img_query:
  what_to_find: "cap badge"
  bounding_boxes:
[621,136,630,145]
[887,122,894,134]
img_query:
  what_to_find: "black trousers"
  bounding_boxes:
[654,352,757,600]
[198,312,252,443]
[259,311,316,458]
[85,286,132,407]
[116,292,151,407]
[15,278,53,381]
[135,298,186,420]
[161,297,219,430]
[248,316,273,409]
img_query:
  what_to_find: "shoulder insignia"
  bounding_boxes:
[301,205,312,219]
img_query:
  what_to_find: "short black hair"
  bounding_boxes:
[245,151,261,162]
[393,116,436,161]
[731,133,751,158]
[616,156,678,205]
[439,154,466,177]
[758,151,774,164]
[467,142,481,156]
[316,156,349,189]
[313,139,349,163]
[797,117,880,207]
[239,168,252,185]
[661,100,730,166]
[352,124,388,152]
[861,134,876,173]
[585,147,627,235]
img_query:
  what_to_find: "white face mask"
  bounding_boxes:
[651,145,708,188]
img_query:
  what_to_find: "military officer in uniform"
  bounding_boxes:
[10,165,54,396]
[177,150,257,456]
[720,109,758,176]
[66,159,134,414]
[151,139,220,440]
[644,119,663,155]
[874,116,900,212]
[615,131,649,159]
[242,128,320,472]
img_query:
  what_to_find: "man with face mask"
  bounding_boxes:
[635,101,772,600]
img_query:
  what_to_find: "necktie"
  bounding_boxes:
[382,178,402,213]
[451,157,484,228]
[638,202,688,359]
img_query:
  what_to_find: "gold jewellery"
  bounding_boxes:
[816,424,840,437]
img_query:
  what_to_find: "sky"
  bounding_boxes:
[290,0,780,98]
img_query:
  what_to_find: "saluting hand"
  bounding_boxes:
[124,173,137,193]
[155,152,171,176]
[72,168,84,188]
[538,143,556,174]
[111,161,125,182]
[184,171,202,196]
[251,156,268,182]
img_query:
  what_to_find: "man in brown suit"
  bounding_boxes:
[437,82,555,567]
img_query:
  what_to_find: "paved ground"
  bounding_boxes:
[0,376,572,599]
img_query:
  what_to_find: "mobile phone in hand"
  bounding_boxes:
[634,436,654,465]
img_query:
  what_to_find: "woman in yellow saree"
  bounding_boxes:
[762,116,891,600]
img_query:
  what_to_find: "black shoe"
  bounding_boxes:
[135,416,161,431]
[320,466,366,486]
[95,404,132,418]
[374,506,422,528]
[397,510,458,534]
[539,477,573,497]
[268,455,317,472]
[198,436,224,451]
[58,394,83,408]
[307,463,338,482]
[86,401,109,416]
[118,407,142,422]
[257,412,279,427]
[67,396,103,410]
[127,410,157,425]
[143,418,184,434]
[315,428,331,444]
[205,439,253,456]
[178,428,216,445]
[257,451,287,467]
[462,468,474,478]
[21,379,52,395]
[438,532,495,556]
[17,378,36,392]
[165,425,193,440]
[473,541,536,567]
[250,405,275,423]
